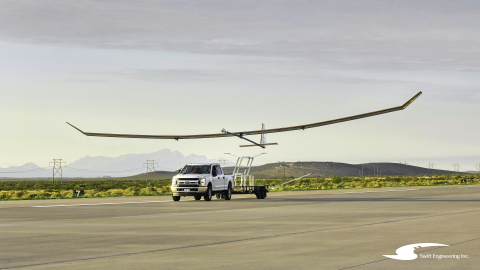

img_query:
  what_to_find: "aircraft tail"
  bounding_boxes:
[260,123,266,144]
[239,123,278,148]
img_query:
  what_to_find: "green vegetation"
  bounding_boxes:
[0,179,172,200]
[262,174,480,191]
[0,174,478,201]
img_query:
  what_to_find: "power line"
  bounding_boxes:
[0,167,49,174]
[63,166,146,173]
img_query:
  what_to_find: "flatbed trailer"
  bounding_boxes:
[233,185,268,199]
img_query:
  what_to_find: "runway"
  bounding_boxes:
[0,185,479,269]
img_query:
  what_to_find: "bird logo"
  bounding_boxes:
[384,243,449,260]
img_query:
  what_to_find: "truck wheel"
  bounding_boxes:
[194,195,202,200]
[224,184,232,200]
[172,195,180,201]
[204,186,212,201]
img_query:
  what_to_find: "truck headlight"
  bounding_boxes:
[172,179,178,187]
[200,178,205,186]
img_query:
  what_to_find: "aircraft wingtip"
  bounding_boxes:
[66,122,85,134]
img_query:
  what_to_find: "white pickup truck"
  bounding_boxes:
[171,163,234,201]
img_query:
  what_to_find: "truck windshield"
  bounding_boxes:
[180,165,211,174]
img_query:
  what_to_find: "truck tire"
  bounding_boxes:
[194,195,202,200]
[204,186,212,201]
[224,184,232,200]
[172,195,180,201]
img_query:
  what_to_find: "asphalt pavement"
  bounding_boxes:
[0,185,479,269]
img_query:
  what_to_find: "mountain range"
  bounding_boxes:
[0,149,231,178]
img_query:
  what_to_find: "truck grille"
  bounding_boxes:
[178,178,199,187]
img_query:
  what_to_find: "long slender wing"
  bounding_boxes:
[67,91,421,139]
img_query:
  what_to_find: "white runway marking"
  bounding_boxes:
[32,200,174,207]
[328,188,419,195]
[31,196,250,208]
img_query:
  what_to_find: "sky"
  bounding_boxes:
[1,0,479,171]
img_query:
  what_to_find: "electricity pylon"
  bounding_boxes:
[144,160,158,182]
[428,163,435,175]
[49,159,66,184]
[453,163,460,173]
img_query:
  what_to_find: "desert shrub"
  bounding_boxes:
[331,175,342,184]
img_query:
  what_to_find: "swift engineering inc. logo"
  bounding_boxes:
[383,243,469,261]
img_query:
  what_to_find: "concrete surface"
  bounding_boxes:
[0,185,479,269]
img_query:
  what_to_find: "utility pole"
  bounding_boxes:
[218,159,228,173]
[144,160,158,182]
[454,163,460,173]
[428,163,435,175]
[368,162,374,177]
[325,162,328,177]
[277,161,285,178]
[476,163,480,174]
[277,161,283,179]
[49,159,65,184]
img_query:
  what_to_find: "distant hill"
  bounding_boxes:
[123,170,177,180]
[221,161,458,178]
[128,161,460,180]
[0,153,466,180]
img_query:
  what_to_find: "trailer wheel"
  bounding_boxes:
[255,189,264,199]
[255,187,266,199]
[204,186,212,201]
[172,195,180,201]
[194,195,202,200]
[225,184,232,200]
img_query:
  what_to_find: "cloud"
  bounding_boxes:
[1,0,479,71]
[109,68,226,82]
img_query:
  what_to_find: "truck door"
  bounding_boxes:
[215,165,225,190]
[212,165,223,191]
